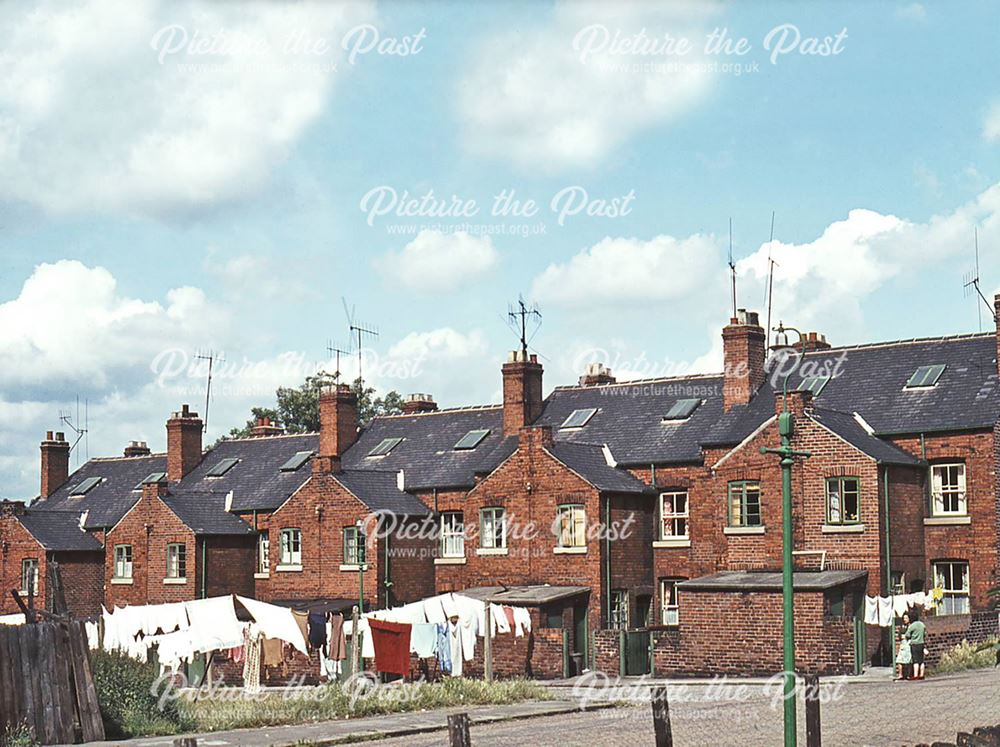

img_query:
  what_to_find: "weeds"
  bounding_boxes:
[932,638,1000,675]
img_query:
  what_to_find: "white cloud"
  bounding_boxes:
[456,1,718,171]
[0,0,374,218]
[985,102,1000,143]
[375,231,499,293]
[895,3,927,21]
[531,234,720,307]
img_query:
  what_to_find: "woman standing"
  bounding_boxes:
[905,609,927,680]
[895,612,912,681]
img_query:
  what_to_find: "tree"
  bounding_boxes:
[228,376,403,438]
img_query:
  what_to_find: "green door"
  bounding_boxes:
[573,604,588,671]
[625,631,651,675]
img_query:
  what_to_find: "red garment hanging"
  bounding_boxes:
[368,619,412,676]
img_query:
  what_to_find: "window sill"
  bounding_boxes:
[339,564,369,572]
[653,539,691,549]
[822,524,865,534]
[163,577,187,585]
[434,557,467,565]
[253,572,270,580]
[111,578,134,585]
[924,516,971,526]
[475,547,509,556]
[276,564,303,573]
[723,526,765,536]
[553,546,587,555]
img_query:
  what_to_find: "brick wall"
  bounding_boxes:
[53,550,104,618]
[921,610,1000,669]
[205,536,256,599]
[0,515,46,615]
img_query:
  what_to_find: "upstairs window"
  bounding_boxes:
[826,477,861,525]
[166,543,187,579]
[368,437,403,457]
[454,429,490,450]
[343,526,365,565]
[480,507,507,549]
[930,463,967,516]
[257,533,270,575]
[279,451,313,472]
[905,364,945,389]
[728,481,762,528]
[114,545,133,580]
[663,399,701,421]
[279,528,302,567]
[556,504,587,548]
[798,375,830,396]
[933,561,969,615]
[440,512,465,558]
[659,491,689,539]
[71,477,102,496]
[560,408,597,428]
[20,559,39,596]
[206,458,240,477]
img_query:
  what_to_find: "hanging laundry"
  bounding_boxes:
[243,625,262,693]
[308,612,327,650]
[459,614,478,661]
[503,606,516,629]
[328,614,347,661]
[864,596,879,626]
[423,598,447,623]
[186,597,245,653]
[237,596,309,655]
[410,623,438,658]
[877,597,894,627]
[261,636,285,667]
[435,622,452,674]
[292,610,310,649]
[368,619,412,677]
[449,621,463,677]
[491,605,511,635]
[512,607,532,637]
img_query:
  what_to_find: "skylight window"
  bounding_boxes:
[280,451,314,472]
[454,429,490,450]
[134,472,166,490]
[561,408,598,428]
[71,477,102,496]
[906,364,945,389]
[663,398,701,421]
[368,437,403,457]
[798,375,831,396]
[206,458,240,477]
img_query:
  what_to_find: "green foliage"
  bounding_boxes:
[933,637,1000,675]
[228,376,403,438]
[0,720,38,747]
[90,650,184,738]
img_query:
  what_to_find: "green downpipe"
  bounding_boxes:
[883,466,894,670]
[200,537,208,599]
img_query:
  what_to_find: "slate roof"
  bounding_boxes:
[334,471,432,516]
[186,433,318,513]
[795,334,1000,435]
[341,406,510,489]
[539,375,726,466]
[30,454,167,529]
[548,442,650,494]
[17,510,103,551]
[807,408,922,466]
[162,490,255,535]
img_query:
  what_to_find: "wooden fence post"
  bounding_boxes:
[448,712,472,747]
[352,606,362,676]
[804,673,821,747]
[483,602,493,683]
[651,686,673,747]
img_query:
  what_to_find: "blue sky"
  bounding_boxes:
[0,0,998,498]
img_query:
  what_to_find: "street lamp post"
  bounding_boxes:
[760,322,811,747]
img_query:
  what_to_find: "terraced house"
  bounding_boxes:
[2,299,999,678]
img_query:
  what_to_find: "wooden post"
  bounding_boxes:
[804,673,821,747]
[352,606,362,676]
[651,686,672,747]
[483,602,493,683]
[448,712,472,747]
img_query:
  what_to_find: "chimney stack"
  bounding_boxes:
[250,416,284,438]
[400,393,438,415]
[166,405,203,481]
[722,309,766,412]
[994,294,1000,378]
[802,332,831,352]
[502,350,544,437]
[316,384,358,473]
[40,431,70,499]
[124,440,151,457]
[579,362,616,387]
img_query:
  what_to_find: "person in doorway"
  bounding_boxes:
[894,612,912,681]
[904,608,927,680]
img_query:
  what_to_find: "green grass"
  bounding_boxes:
[932,637,999,675]
[178,677,553,733]
[0,720,39,747]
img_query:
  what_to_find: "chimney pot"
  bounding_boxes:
[401,393,438,415]
[579,362,617,387]
[46,431,53,441]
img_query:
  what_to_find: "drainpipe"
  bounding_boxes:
[383,522,391,608]
[200,537,208,599]
[605,493,612,629]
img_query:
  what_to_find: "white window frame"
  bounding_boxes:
[166,543,186,579]
[20,558,39,595]
[660,578,682,626]
[659,491,689,539]
[930,463,967,516]
[933,561,970,615]
[257,533,270,575]
[556,504,587,548]
[279,528,302,567]
[343,526,364,565]
[609,589,629,630]
[440,512,465,558]
[114,545,133,580]
[480,507,507,549]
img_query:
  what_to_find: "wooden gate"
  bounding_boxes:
[0,620,105,745]
[624,630,651,675]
